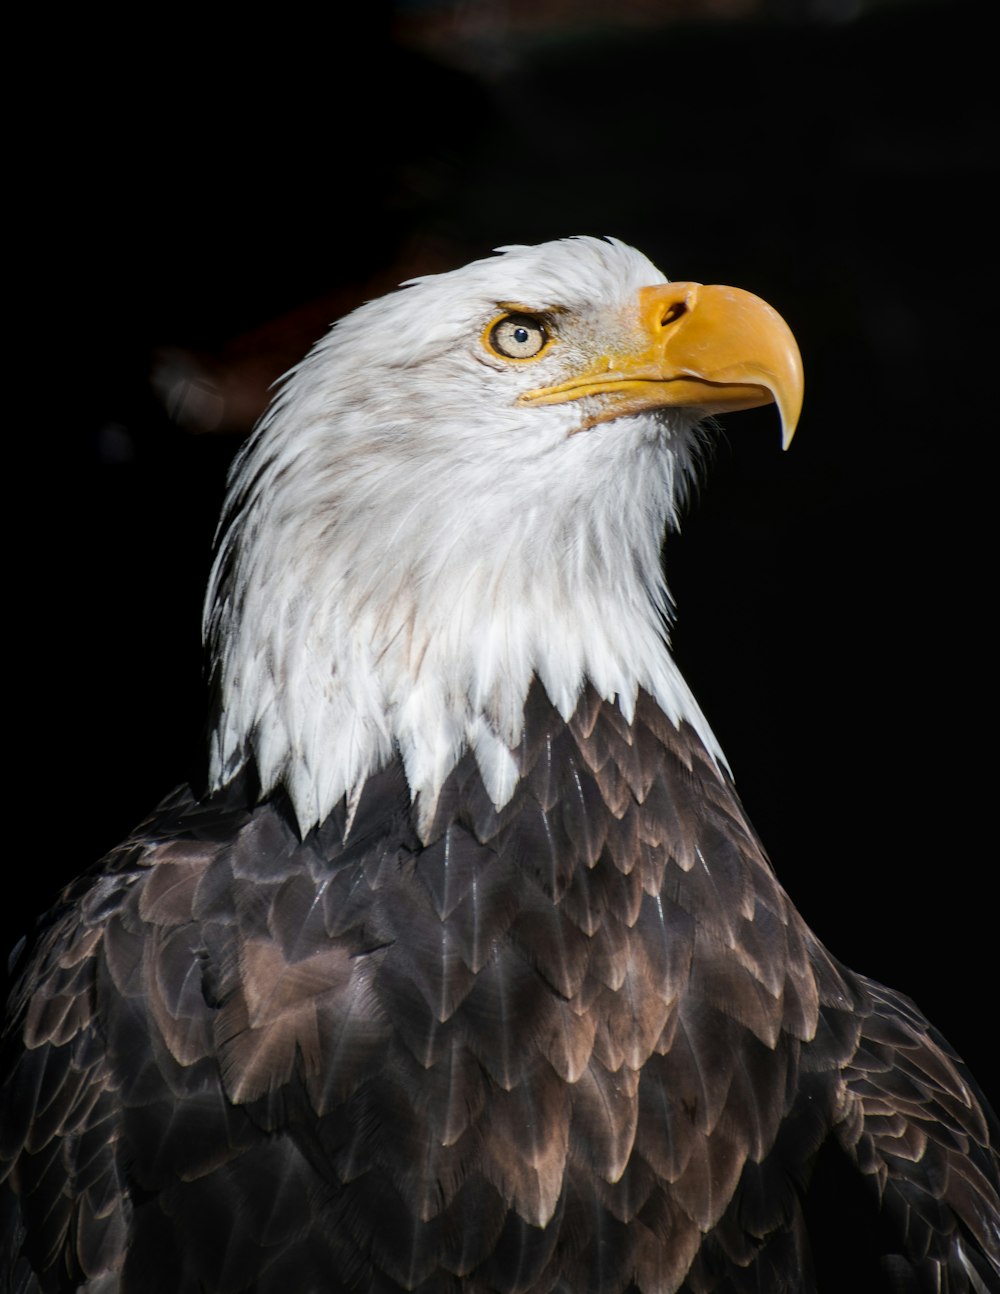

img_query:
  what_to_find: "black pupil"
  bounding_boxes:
[514,326,529,344]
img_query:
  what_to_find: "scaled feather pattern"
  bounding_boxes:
[3,237,998,1294]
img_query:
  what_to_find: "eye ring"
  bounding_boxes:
[486,312,551,361]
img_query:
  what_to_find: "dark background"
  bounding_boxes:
[16,0,995,1092]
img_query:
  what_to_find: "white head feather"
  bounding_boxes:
[204,237,722,836]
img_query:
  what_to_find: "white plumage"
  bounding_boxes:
[206,238,721,834]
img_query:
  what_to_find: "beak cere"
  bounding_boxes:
[518,281,804,448]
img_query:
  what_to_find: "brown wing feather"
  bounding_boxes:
[834,981,1000,1288]
[3,686,999,1293]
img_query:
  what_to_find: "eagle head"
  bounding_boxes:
[204,236,802,834]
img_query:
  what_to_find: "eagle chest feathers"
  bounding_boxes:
[3,238,998,1294]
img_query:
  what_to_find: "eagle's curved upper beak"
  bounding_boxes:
[518,282,803,448]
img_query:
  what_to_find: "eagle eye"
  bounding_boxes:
[487,313,550,360]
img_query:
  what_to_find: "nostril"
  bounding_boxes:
[660,301,687,328]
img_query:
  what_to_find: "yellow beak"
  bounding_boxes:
[518,282,803,448]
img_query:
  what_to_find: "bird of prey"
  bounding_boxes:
[3,237,998,1294]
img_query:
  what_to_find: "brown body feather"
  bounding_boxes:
[4,683,998,1292]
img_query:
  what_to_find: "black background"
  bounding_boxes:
[15,1,996,1093]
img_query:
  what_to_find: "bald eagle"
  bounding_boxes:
[3,238,998,1294]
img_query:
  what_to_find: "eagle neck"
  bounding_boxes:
[206,405,721,837]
